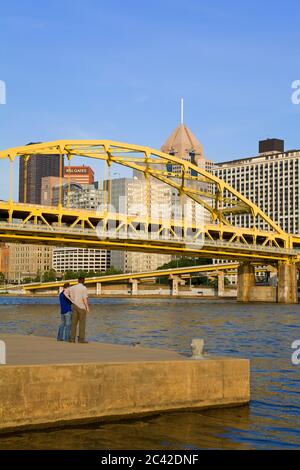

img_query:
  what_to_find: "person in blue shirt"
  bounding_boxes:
[57,283,73,341]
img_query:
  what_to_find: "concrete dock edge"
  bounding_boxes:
[0,358,250,433]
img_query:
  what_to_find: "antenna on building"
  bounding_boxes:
[181,97,184,125]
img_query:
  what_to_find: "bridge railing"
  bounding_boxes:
[0,221,298,255]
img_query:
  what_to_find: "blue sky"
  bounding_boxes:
[1,0,300,197]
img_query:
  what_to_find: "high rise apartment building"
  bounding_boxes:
[8,244,53,282]
[53,248,110,273]
[213,139,300,234]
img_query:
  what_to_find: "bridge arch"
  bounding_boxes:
[0,139,292,251]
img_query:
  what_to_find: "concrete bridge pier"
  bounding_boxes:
[129,279,139,295]
[169,275,185,296]
[170,275,179,296]
[277,261,298,304]
[237,261,298,304]
[237,262,255,302]
[218,271,225,297]
[96,282,102,295]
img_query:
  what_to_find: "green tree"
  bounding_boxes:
[34,270,43,283]
[191,275,211,286]
[209,276,230,288]
[156,258,213,284]
[64,270,78,280]
[22,277,35,284]
[63,266,123,281]
[0,272,5,285]
[99,267,123,276]
[42,269,57,282]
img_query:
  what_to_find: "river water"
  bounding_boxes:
[0,297,299,450]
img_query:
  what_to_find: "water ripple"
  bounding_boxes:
[0,298,300,449]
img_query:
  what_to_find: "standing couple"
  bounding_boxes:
[57,277,90,343]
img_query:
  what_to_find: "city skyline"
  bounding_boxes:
[1,0,300,199]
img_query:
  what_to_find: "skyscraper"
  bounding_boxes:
[161,123,206,172]
[213,139,300,234]
[14,147,62,282]
[161,123,214,173]
[19,149,62,204]
[161,122,213,226]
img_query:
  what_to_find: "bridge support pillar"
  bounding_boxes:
[277,262,298,304]
[237,263,255,302]
[96,282,102,296]
[169,275,184,296]
[173,277,179,296]
[218,271,225,297]
[129,279,139,295]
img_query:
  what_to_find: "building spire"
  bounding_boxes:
[161,118,204,160]
[181,97,184,125]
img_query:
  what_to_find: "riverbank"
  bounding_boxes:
[0,334,250,433]
[0,283,237,299]
[0,293,232,300]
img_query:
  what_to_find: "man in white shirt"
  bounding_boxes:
[69,277,90,343]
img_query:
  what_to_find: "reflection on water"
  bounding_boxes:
[0,297,300,450]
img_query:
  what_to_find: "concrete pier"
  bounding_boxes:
[237,262,255,302]
[0,334,250,433]
[129,278,139,295]
[237,261,298,304]
[96,282,102,295]
[169,275,186,296]
[277,261,298,304]
[218,271,225,297]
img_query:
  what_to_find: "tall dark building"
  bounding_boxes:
[19,147,63,204]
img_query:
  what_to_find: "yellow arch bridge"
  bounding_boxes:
[0,139,299,303]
